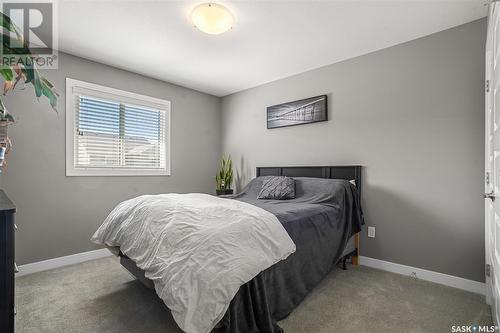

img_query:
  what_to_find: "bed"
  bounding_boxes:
[95,165,364,333]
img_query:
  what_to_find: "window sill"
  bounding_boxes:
[66,168,171,177]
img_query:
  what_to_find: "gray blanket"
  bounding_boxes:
[221,177,364,333]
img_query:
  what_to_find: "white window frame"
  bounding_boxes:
[66,78,171,176]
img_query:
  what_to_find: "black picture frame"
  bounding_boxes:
[266,95,328,129]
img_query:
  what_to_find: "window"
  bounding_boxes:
[66,78,171,176]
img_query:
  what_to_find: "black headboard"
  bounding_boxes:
[256,165,362,196]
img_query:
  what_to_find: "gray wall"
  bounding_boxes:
[3,19,486,283]
[2,52,221,265]
[221,19,486,282]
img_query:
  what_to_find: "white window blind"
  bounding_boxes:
[66,78,170,176]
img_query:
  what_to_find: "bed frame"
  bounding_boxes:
[256,165,361,267]
[119,165,362,287]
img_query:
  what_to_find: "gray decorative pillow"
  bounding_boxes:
[258,176,295,200]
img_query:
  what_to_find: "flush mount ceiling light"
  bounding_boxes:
[191,3,234,35]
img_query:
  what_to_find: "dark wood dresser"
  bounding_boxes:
[0,191,16,333]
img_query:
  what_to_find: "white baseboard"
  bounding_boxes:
[16,250,485,296]
[17,248,113,277]
[360,256,485,295]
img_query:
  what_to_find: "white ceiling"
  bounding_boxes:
[58,1,487,97]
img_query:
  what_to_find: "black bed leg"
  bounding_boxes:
[342,257,347,270]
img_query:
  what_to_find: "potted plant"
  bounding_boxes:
[216,156,234,195]
[0,100,13,166]
[0,12,58,168]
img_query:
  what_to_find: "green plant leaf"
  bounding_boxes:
[216,155,232,190]
[3,113,13,122]
[0,12,58,117]
[0,68,13,81]
[0,12,22,38]
[0,98,13,122]
[1,33,31,57]
[40,77,58,109]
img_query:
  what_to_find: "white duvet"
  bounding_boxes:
[91,193,296,333]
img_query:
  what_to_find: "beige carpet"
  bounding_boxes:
[15,257,492,333]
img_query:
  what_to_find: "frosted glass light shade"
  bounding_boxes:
[191,3,234,35]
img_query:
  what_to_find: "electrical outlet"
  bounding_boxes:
[368,226,375,238]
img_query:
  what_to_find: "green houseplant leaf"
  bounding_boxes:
[0,68,13,81]
[216,156,233,192]
[0,12,22,38]
[0,11,59,122]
